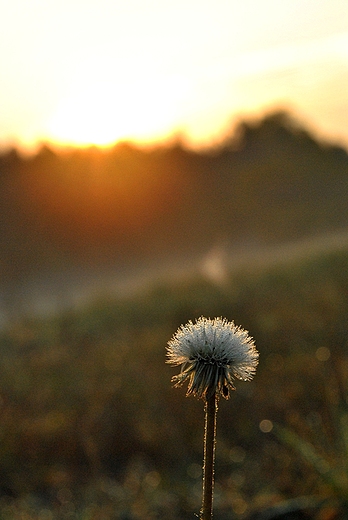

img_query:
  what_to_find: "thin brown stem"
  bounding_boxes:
[201,392,218,520]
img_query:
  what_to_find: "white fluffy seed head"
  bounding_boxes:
[166,317,259,399]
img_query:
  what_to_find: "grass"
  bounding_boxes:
[1,242,348,517]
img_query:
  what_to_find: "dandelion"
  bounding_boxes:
[167,316,258,399]
[166,317,259,520]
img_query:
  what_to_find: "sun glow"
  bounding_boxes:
[47,56,190,148]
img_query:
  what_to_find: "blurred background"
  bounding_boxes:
[0,0,348,518]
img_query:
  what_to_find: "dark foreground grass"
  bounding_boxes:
[1,244,348,518]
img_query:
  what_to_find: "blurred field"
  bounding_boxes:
[1,237,348,519]
[1,110,348,518]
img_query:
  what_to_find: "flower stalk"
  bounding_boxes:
[201,392,218,520]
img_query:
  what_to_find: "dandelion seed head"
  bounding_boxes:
[166,317,259,399]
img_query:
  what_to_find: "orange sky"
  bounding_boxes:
[0,0,348,152]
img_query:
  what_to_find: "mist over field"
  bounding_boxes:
[1,110,348,319]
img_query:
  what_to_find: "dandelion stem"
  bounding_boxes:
[167,317,258,519]
[201,392,218,520]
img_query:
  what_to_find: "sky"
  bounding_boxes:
[1,0,348,152]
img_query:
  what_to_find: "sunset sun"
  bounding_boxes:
[47,56,189,148]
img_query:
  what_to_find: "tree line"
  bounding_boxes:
[1,110,348,292]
